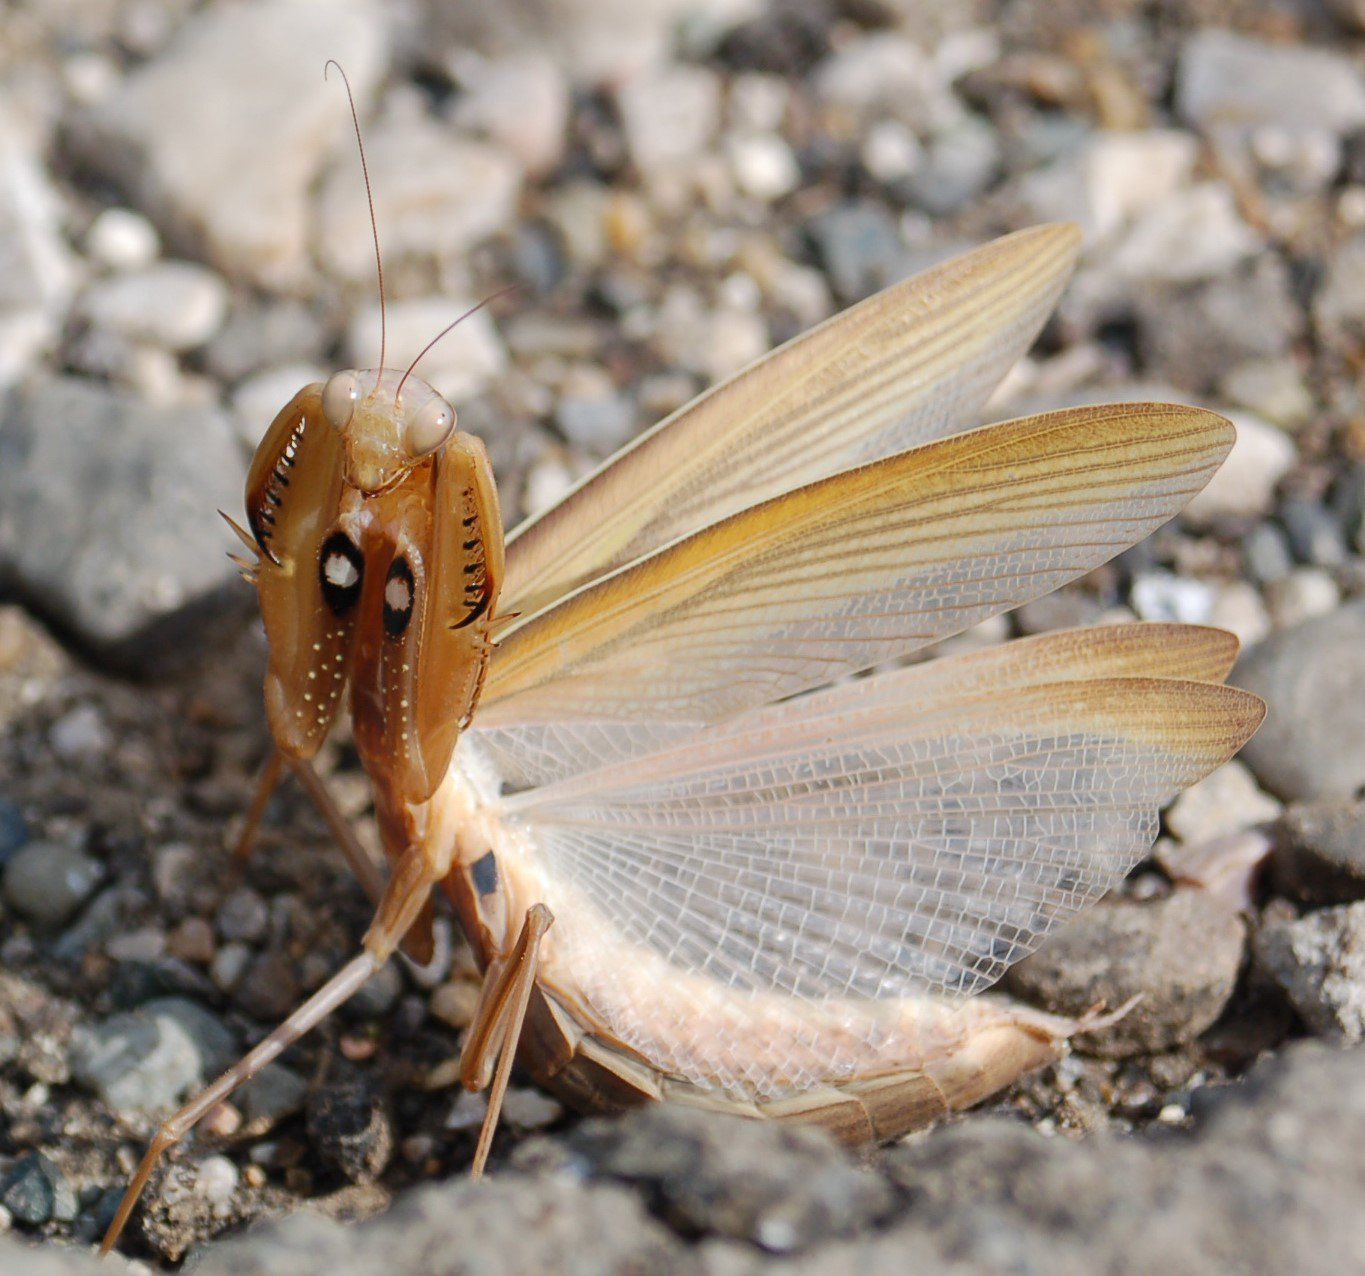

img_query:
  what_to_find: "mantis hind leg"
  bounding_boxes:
[456,903,555,1178]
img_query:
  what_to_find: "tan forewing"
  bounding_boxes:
[480,404,1234,728]
[501,224,1082,619]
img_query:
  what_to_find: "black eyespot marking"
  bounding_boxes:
[471,851,498,897]
[318,532,363,615]
[383,557,416,638]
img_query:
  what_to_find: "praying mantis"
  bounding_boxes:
[98,81,1264,1255]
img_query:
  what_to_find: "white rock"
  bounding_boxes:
[728,74,790,133]
[1266,568,1342,630]
[85,208,160,271]
[727,132,800,201]
[616,64,721,178]
[449,51,570,176]
[230,363,332,450]
[1207,579,1271,649]
[1184,411,1296,525]
[861,119,923,183]
[1084,130,1200,243]
[1166,759,1283,844]
[319,115,522,283]
[71,0,388,291]
[1130,572,1214,625]
[345,297,508,405]
[1177,29,1365,137]
[196,1155,240,1218]
[0,101,77,385]
[1106,183,1262,284]
[653,287,768,382]
[80,260,229,351]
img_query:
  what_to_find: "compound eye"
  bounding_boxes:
[321,371,361,430]
[405,395,457,457]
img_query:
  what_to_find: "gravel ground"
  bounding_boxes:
[1,0,1364,1271]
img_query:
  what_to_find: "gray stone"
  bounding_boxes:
[78,260,229,352]
[68,996,238,1116]
[0,798,29,866]
[69,0,388,291]
[0,377,248,673]
[874,1042,1365,1276]
[347,961,403,1019]
[0,1155,74,1229]
[804,202,912,303]
[1218,357,1314,432]
[1177,29,1365,137]
[1235,601,1365,801]
[2,841,103,927]
[427,0,758,84]
[1134,255,1303,394]
[1281,499,1348,568]
[318,118,521,284]
[811,32,938,128]
[902,114,1001,216]
[1314,233,1365,357]
[1243,521,1295,585]
[1256,903,1365,1040]
[1004,889,1245,1056]
[205,298,330,385]
[561,1104,892,1253]
[555,366,636,454]
[1271,801,1365,907]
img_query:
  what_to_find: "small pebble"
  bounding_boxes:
[2,841,103,926]
[0,1153,73,1228]
[445,1090,488,1132]
[216,886,269,944]
[238,1063,309,1131]
[49,704,110,762]
[1242,522,1295,585]
[232,950,301,1022]
[307,1077,394,1184]
[1265,568,1341,629]
[84,207,160,271]
[166,916,216,964]
[210,941,251,993]
[1270,801,1365,907]
[1165,760,1282,844]
[502,1087,563,1130]
[196,1155,240,1218]
[1256,902,1365,1041]
[0,798,31,866]
[348,962,404,1019]
[79,260,229,351]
